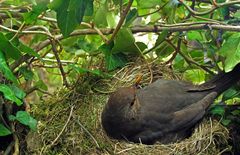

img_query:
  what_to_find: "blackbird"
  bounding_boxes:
[101,64,240,144]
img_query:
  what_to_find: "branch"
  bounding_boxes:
[165,39,214,75]
[179,0,240,16]
[50,39,69,87]
[107,0,134,44]
[9,23,240,70]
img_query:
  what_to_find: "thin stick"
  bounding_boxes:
[50,39,69,87]
[107,0,134,44]
[76,117,100,148]
[41,106,74,154]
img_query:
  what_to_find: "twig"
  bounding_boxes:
[165,39,214,75]
[0,24,52,37]
[50,39,69,87]
[179,0,240,16]
[40,16,108,43]
[10,22,25,41]
[81,22,109,43]
[51,106,74,146]
[164,38,181,65]
[41,106,74,154]
[25,86,53,96]
[200,118,213,153]
[11,124,19,155]
[76,116,100,148]
[9,23,240,71]
[4,141,15,155]
[134,42,153,84]
[107,0,134,44]
[139,2,169,17]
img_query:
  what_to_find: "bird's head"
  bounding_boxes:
[101,86,141,139]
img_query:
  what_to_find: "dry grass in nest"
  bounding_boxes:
[27,61,231,154]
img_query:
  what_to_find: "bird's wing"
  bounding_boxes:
[170,92,217,131]
[187,83,216,92]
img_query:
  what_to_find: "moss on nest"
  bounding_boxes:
[27,62,231,154]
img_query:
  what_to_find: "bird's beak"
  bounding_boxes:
[134,74,143,87]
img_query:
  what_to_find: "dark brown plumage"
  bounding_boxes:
[101,64,240,144]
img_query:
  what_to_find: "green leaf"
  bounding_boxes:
[210,105,225,116]
[155,30,168,47]
[5,33,40,58]
[136,42,148,51]
[219,33,240,72]
[105,53,127,71]
[18,43,40,58]
[35,80,48,91]
[12,111,37,131]
[8,85,26,100]
[106,11,117,28]
[84,0,94,16]
[19,66,34,80]
[0,84,22,106]
[23,1,48,24]
[50,0,88,37]
[173,54,185,71]
[94,1,108,27]
[231,109,240,116]
[125,8,138,27]
[0,123,11,136]
[0,51,18,84]
[100,43,127,71]
[222,88,240,101]
[112,28,136,54]
[233,10,240,18]
[156,42,174,58]
[183,69,205,84]
[221,119,231,126]
[0,32,22,60]
[187,31,202,41]
[137,0,162,9]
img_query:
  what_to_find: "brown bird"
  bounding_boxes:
[101,64,240,144]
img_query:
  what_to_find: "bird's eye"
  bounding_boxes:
[130,101,134,106]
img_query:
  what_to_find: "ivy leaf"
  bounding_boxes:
[0,51,18,84]
[23,1,48,24]
[49,0,88,37]
[187,31,202,41]
[18,66,34,81]
[233,10,240,18]
[0,32,22,60]
[35,80,48,91]
[222,88,240,101]
[136,0,162,9]
[8,85,26,100]
[210,105,225,116]
[183,69,205,84]
[5,32,40,58]
[0,123,11,136]
[94,0,108,27]
[219,33,240,72]
[18,43,40,58]
[84,0,94,16]
[9,111,37,131]
[221,119,231,126]
[100,43,127,71]
[112,28,139,54]
[125,8,138,27]
[0,84,23,106]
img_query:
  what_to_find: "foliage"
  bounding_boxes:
[0,0,240,153]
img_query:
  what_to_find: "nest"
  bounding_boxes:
[27,60,231,154]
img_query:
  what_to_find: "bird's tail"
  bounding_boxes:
[202,64,240,95]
